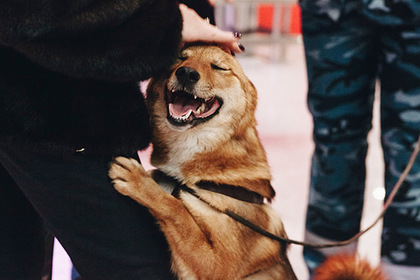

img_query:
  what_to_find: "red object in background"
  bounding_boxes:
[258,3,301,34]
[289,4,301,34]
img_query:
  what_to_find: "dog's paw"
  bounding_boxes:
[109,157,149,196]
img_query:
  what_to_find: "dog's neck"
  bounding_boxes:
[151,170,265,204]
[151,126,275,200]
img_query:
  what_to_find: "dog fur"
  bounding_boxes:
[313,255,388,280]
[109,44,297,279]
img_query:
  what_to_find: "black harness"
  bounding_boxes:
[173,180,264,205]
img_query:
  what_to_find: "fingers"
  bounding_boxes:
[202,25,245,53]
[180,4,244,54]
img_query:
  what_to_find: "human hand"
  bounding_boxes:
[179,4,243,54]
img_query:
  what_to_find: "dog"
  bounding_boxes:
[313,255,387,280]
[109,44,298,279]
[108,44,386,280]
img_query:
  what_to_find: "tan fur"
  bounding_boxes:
[314,255,388,280]
[109,45,297,279]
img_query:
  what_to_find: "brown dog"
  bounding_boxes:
[313,255,387,280]
[109,44,297,279]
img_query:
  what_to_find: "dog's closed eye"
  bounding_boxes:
[211,64,229,71]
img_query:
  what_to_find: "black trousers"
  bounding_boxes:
[0,143,175,280]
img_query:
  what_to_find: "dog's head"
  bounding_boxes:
[146,44,273,198]
[146,44,257,134]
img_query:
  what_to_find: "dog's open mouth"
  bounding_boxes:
[166,89,222,127]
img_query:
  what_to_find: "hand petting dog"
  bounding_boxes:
[179,4,243,54]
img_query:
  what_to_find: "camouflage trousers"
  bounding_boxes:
[300,0,420,278]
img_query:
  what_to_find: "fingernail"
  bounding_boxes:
[230,51,236,56]
[238,43,245,52]
[234,32,242,39]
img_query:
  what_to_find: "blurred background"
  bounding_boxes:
[51,1,385,279]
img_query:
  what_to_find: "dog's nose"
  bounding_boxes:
[175,66,200,85]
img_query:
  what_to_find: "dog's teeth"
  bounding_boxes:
[175,109,193,121]
[185,109,193,119]
[196,103,206,114]
[194,95,198,100]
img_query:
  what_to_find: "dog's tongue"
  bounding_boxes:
[169,94,201,118]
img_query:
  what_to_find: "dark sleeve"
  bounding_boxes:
[0,0,183,82]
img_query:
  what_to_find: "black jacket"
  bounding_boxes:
[0,0,182,155]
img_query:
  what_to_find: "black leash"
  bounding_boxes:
[180,135,420,249]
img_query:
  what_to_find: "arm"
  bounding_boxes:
[0,0,183,81]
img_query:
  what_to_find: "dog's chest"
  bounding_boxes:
[156,137,202,178]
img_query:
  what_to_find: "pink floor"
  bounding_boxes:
[52,42,385,280]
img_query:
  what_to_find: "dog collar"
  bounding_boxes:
[152,169,264,204]
[175,181,264,205]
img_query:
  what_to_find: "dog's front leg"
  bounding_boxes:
[109,157,174,209]
[109,157,217,278]
[109,157,200,222]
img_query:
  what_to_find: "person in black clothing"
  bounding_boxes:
[0,1,241,279]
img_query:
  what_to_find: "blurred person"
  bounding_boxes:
[0,1,242,280]
[299,0,420,279]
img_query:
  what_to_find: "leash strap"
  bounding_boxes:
[179,135,420,249]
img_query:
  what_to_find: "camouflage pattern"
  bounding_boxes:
[299,0,420,277]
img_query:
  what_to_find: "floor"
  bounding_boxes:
[51,41,385,280]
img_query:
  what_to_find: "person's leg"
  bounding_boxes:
[42,232,54,280]
[0,144,175,280]
[72,266,81,280]
[300,1,380,275]
[0,163,45,280]
[379,24,420,280]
